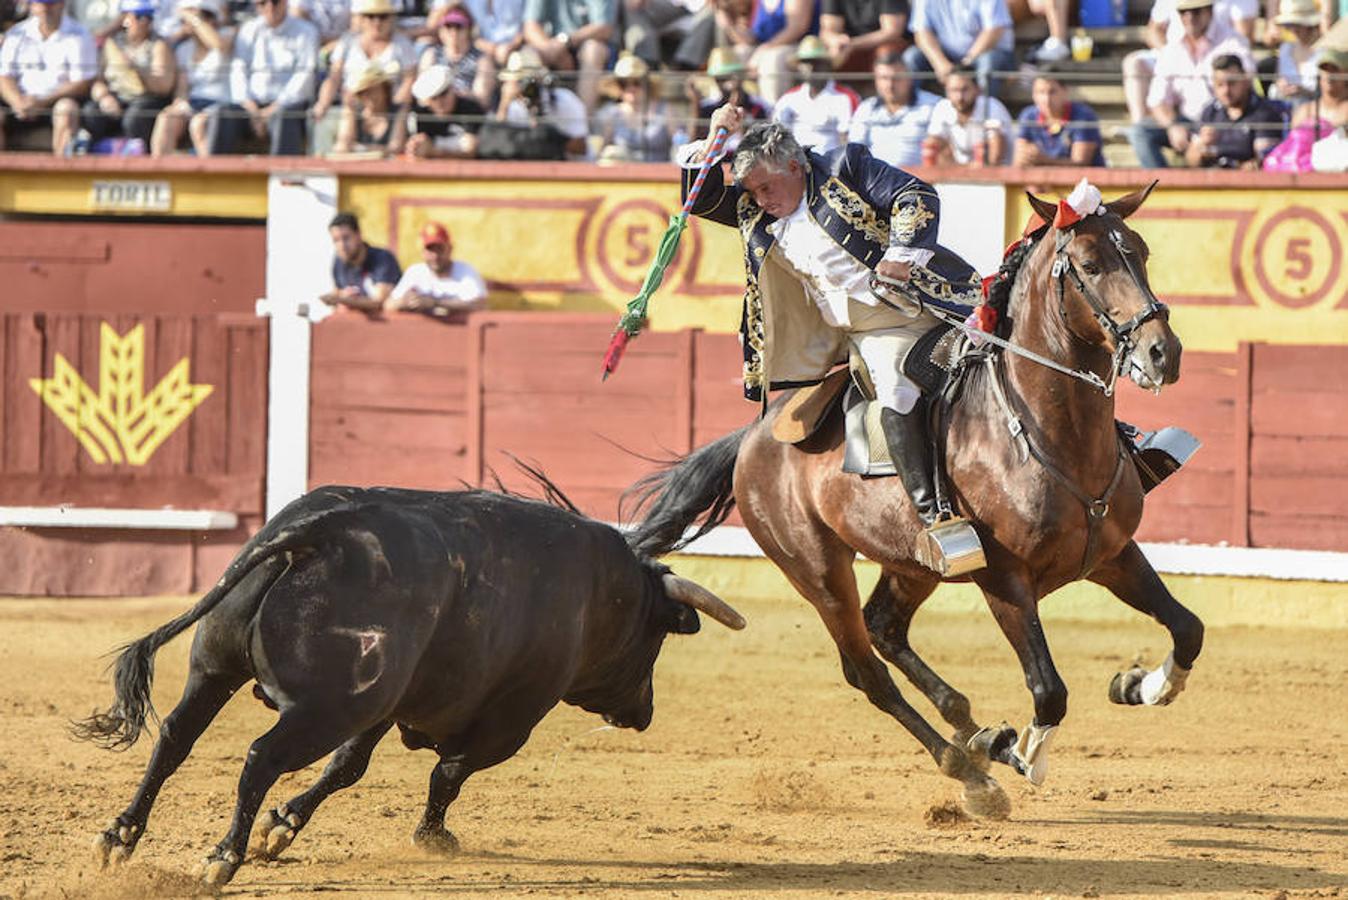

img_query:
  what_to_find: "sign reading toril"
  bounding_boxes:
[89,180,173,212]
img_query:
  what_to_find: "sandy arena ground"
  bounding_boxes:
[1,591,1345,899]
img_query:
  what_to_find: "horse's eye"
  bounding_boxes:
[1082,261,1101,276]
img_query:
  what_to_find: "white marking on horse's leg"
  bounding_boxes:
[1140,651,1189,706]
[1012,722,1058,786]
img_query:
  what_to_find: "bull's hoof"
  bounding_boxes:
[412,826,461,856]
[966,723,1018,770]
[254,806,304,860]
[1109,667,1147,705]
[93,818,140,869]
[200,849,241,886]
[961,774,1012,821]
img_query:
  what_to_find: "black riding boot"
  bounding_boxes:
[879,402,939,527]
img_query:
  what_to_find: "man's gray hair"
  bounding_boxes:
[731,122,807,184]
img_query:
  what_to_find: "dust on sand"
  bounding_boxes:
[2,594,1346,899]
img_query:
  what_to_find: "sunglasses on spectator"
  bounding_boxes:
[128,11,153,18]
[255,0,280,6]
[440,20,467,28]
[364,12,393,18]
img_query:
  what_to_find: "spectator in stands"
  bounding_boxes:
[522,0,615,113]
[623,0,716,71]
[492,46,589,157]
[322,212,402,313]
[1013,70,1106,166]
[903,0,1014,99]
[1184,52,1285,167]
[210,0,319,155]
[388,221,488,314]
[736,0,816,103]
[0,0,96,154]
[80,0,175,152]
[1010,0,1070,63]
[313,0,417,129]
[454,0,526,72]
[595,51,673,161]
[1129,0,1253,168]
[923,66,1011,165]
[290,0,351,47]
[818,0,906,71]
[772,35,858,152]
[149,0,231,158]
[1123,0,1249,125]
[1310,46,1348,172]
[689,47,771,149]
[402,63,486,158]
[332,64,400,153]
[419,5,494,108]
[1272,0,1321,106]
[847,49,936,167]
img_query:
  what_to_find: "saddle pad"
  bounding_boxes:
[902,323,964,397]
[771,367,851,444]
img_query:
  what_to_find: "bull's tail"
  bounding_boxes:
[72,501,372,751]
[623,425,749,558]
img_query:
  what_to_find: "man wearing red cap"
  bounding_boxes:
[388,222,488,315]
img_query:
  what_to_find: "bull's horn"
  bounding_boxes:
[662,574,746,630]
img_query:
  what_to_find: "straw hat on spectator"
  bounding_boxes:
[1173,0,1214,10]
[613,52,649,80]
[795,35,831,62]
[1318,46,1348,69]
[1275,0,1321,26]
[706,47,747,79]
[499,47,546,81]
[353,0,397,16]
[351,64,393,93]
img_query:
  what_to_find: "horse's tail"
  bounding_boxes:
[623,425,750,558]
[71,501,371,751]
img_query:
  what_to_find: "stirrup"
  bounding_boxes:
[914,515,986,576]
[1126,426,1201,494]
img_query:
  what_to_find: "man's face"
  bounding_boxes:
[330,225,363,263]
[874,62,911,107]
[719,78,744,103]
[1211,67,1251,109]
[362,10,394,35]
[945,74,978,116]
[1179,6,1213,39]
[439,19,470,53]
[1321,64,1347,102]
[1032,77,1067,118]
[741,159,805,218]
[35,0,65,26]
[423,240,452,273]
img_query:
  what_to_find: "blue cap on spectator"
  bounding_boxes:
[29,0,66,5]
[120,0,158,13]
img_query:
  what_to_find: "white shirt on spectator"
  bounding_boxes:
[331,31,418,94]
[504,84,589,140]
[230,14,320,107]
[1145,24,1250,122]
[773,80,860,153]
[909,0,1014,57]
[452,0,527,44]
[1276,42,1320,97]
[1310,127,1348,173]
[848,89,940,169]
[926,94,1012,164]
[1150,0,1251,43]
[290,0,353,45]
[391,260,488,307]
[176,31,235,105]
[0,14,96,97]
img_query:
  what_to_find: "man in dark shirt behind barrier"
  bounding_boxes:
[321,212,402,313]
[1186,53,1287,169]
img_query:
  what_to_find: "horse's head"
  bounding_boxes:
[1025,181,1181,391]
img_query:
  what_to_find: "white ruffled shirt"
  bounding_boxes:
[675,140,933,329]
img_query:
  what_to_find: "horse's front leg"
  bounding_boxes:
[1089,540,1204,707]
[975,570,1067,787]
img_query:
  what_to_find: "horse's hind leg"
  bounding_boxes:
[864,572,984,747]
[788,543,1010,820]
[254,719,394,860]
[1089,540,1204,706]
[94,671,243,869]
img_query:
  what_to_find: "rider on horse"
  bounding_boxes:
[678,104,981,569]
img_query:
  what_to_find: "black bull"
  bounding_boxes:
[75,486,745,886]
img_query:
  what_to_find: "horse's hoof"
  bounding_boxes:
[93,818,139,869]
[200,849,241,886]
[1109,667,1147,705]
[952,729,990,772]
[967,722,1017,769]
[961,775,1012,821]
[255,807,303,860]
[412,826,460,856]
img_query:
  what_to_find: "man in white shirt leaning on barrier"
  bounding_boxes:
[388,222,489,316]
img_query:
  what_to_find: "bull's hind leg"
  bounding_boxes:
[254,720,394,861]
[1090,540,1204,706]
[864,572,986,750]
[94,672,242,869]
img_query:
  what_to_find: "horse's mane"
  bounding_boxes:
[984,224,1049,339]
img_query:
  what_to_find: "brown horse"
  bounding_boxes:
[625,184,1203,818]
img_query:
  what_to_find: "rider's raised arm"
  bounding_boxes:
[673,140,740,228]
[845,143,942,270]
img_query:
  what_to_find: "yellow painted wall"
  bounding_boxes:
[0,171,268,219]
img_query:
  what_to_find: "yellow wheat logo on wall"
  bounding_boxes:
[28,323,214,466]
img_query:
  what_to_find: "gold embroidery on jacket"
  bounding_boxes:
[891,192,937,245]
[741,275,766,391]
[818,177,888,246]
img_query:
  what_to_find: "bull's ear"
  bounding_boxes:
[1106,180,1158,220]
[668,604,701,635]
[1026,191,1059,228]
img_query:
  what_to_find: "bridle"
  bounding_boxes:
[1051,224,1170,391]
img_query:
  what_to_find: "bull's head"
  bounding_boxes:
[575,566,744,732]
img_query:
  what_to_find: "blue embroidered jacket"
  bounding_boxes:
[682,143,981,401]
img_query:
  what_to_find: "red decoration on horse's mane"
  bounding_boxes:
[1052,199,1082,230]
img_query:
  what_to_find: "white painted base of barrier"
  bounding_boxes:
[676,526,1348,583]
[0,507,238,530]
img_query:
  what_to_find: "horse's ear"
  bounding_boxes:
[1106,180,1158,220]
[1025,191,1059,228]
